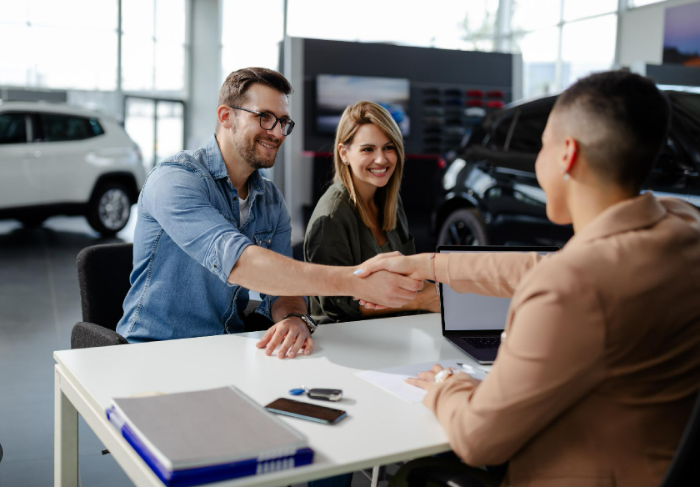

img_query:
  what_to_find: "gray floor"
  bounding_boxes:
[0,214,136,487]
[0,212,385,487]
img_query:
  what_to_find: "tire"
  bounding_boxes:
[437,208,489,246]
[87,182,132,236]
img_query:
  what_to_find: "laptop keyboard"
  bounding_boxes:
[462,337,500,349]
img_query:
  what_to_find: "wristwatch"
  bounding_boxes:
[433,367,455,384]
[283,313,317,335]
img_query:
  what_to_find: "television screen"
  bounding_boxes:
[663,2,700,67]
[316,75,410,136]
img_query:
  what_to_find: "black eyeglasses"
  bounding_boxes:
[229,106,295,136]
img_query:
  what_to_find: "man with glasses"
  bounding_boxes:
[116,67,420,358]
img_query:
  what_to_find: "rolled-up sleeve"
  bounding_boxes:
[141,162,252,285]
[424,262,606,466]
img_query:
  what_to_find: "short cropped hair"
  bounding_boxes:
[333,101,405,232]
[554,70,671,192]
[216,67,293,132]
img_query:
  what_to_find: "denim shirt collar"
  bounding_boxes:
[205,134,265,198]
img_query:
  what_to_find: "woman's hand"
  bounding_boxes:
[351,252,437,310]
[405,364,443,390]
[354,252,427,281]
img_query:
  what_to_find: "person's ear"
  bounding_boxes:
[217,105,234,130]
[561,137,579,176]
[338,143,349,165]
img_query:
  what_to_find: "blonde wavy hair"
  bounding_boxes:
[333,101,405,232]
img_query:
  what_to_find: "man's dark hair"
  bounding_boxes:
[216,67,293,131]
[554,70,671,192]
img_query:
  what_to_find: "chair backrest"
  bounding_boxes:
[662,389,700,486]
[76,243,133,330]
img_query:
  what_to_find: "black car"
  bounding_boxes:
[432,91,700,248]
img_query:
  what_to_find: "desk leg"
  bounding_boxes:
[55,369,79,487]
[371,465,386,487]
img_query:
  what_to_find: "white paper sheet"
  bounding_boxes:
[356,359,489,403]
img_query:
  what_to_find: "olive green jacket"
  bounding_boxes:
[304,181,415,322]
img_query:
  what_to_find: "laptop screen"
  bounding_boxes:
[442,275,511,331]
[439,248,557,332]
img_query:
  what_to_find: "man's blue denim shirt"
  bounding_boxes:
[116,135,298,342]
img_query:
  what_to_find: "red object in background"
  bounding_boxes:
[465,99,483,107]
[437,157,447,169]
[465,89,484,98]
[486,100,505,109]
[487,90,504,98]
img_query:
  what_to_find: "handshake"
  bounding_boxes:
[349,252,438,310]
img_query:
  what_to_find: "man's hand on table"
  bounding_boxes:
[256,316,313,359]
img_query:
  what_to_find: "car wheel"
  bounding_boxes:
[87,183,132,236]
[437,208,488,246]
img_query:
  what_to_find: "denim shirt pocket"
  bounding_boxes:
[253,229,274,249]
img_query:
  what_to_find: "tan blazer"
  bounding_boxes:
[427,194,700,486]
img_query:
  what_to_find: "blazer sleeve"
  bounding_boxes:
[304,214,362,321]
[424,261,607,466]
[436,251,544,298]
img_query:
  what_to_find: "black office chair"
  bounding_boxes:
[662,389,700,487]
[71,243,132,349]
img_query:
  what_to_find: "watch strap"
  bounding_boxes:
[282,312,317,335]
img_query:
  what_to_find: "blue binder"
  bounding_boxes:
[105,387,315,487]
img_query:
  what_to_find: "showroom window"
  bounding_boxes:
[285,0,499,52]
[221,0,285,78]
[121,0,187,94]
[627,0,666,6]
[506,0,619,99]
[560,14,617,89]
[0,0,118,90]
[0,0,187,95]
[281,0,628,101]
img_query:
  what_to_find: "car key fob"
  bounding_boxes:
[307,388,343,401]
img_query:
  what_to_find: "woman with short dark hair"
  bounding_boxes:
[360,71,700,486]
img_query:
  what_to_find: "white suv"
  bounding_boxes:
[0,101,146,235]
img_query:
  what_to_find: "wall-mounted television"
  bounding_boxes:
[663,2,700,67]
[316,74,410,136]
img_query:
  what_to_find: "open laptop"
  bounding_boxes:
[439,245,559,364]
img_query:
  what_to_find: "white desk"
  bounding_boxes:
[53,313,484,486]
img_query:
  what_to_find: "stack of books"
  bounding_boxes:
[106,386,314,486]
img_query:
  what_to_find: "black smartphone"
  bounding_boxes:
[265,398,347,425]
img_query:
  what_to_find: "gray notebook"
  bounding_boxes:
[110,386,307,471]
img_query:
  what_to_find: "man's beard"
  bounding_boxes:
[234,133,280,171]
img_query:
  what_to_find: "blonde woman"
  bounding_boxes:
[304,101,439,323]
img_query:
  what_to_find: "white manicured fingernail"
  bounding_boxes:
[354,269,363,275]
